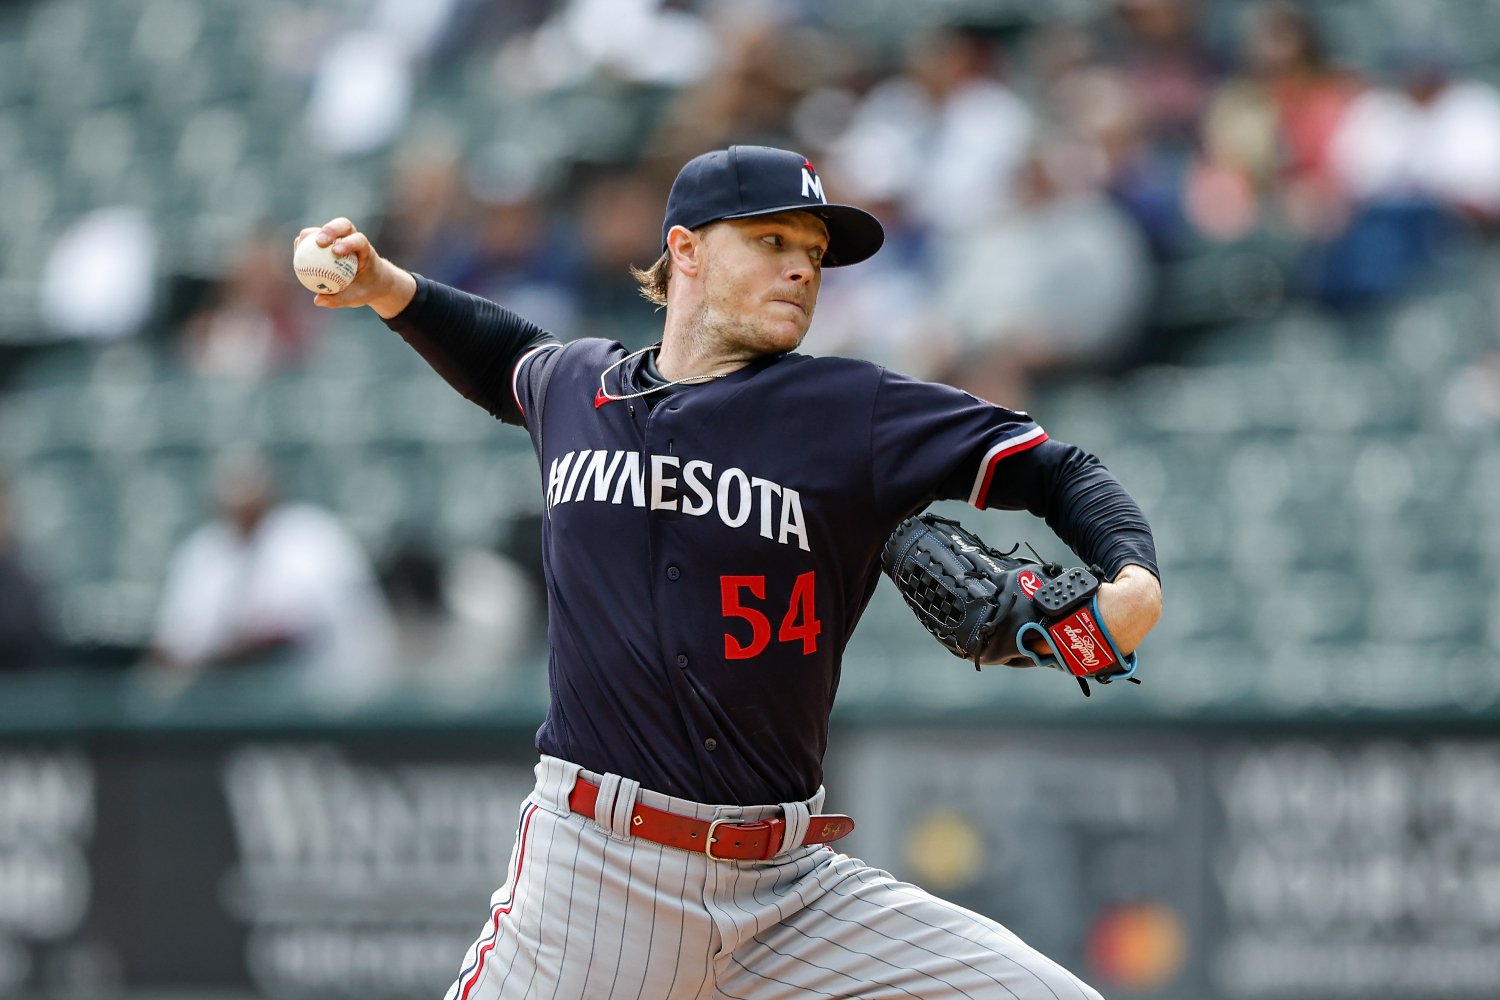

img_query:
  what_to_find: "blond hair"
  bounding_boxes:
[630,250,672,307]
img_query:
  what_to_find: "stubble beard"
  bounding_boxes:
[688,278,810,362]
[683,293,766,359]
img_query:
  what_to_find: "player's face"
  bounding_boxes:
[693,213,828,355]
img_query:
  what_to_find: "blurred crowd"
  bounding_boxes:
[38,0,1500,388]
[367,0,1500,393]
[6,0,1500,692]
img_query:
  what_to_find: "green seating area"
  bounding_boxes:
[842,264,1500,717]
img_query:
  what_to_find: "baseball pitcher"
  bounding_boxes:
[296,145,1162,999]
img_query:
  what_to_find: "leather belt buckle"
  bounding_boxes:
[704,817,782,862]
[704,817,735,861]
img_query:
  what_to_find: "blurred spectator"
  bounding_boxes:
[1045,51,1196,258]
[295,0,459,156]
[149,449,395,698]
[652,13,851,160]
[1106,0,1220,145]
[376,521,545,692]
[0,474,59,671]
[182,232,317,379]
[1308,42,1500,305]
[829,23,1033,235]
[801,191,944,379]
[1079,0,1222,258]
[305,28,413,156]
[1197,1,1364,241]
[373,134,472,275]
[932,144,1152,405]
[1331,44,1500,220]
[38,207,158,340]
[572,167,676,347]
[428,0,554,61]
[502,0,718,92]
[376,530,449,652]
[444,192,583,336]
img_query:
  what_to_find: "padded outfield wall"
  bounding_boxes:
[1,675,1496,1000]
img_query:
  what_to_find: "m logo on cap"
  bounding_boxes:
[801,163,826,203]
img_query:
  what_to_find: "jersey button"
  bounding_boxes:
[676,654,688,667]
[703,738,717,752]
[666,566,681,581]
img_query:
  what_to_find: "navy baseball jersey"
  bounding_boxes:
[387,276,1156,807]
[511,339,1045,804]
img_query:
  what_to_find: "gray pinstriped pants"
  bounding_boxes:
[445,756,1105,1000]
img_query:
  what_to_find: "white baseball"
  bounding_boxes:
[292,235,359,294]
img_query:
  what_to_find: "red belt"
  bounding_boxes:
[568,776,855,862]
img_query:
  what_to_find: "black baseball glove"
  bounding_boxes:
[880,513,1138,696]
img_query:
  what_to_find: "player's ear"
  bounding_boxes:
[666,225,702,277]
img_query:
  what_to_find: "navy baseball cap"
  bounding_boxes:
[662,145,885,267]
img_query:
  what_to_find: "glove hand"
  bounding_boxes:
[881,513,1143,696]
[880,514,1042,666]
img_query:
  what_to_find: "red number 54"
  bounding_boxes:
[720,571,821,659]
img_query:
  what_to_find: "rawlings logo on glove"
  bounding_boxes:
[880,513,1139,696]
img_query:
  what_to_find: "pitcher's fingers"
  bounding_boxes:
[317,217,357,245]
[327,230,372,261]
[293,227,320,252]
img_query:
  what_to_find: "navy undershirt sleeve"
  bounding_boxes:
[381,274,559,426]
[986,438,1160,581]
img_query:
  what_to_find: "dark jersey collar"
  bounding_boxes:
[632,345,784,406]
